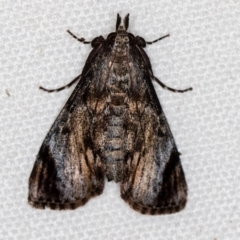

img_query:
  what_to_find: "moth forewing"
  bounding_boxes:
[29,14,191,214]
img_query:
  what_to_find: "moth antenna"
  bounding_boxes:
[124,13,130,31]
[153,76,193,93]
[116,13,122,31]
[67,30,91,44]
[39,75,81,93]
[146,34,170,45]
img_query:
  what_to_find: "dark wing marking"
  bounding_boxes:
[121,45,187,215]
[28,40,111,210]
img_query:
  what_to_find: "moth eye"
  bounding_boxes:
[128,33,135,45]
[107,33,116,44]
[136,36,146,47]
[91,36,104,47]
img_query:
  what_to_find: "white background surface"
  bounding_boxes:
[0,1,240,239]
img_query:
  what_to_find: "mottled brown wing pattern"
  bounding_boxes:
[29,14,189,214]
[120,45,188,215]
[28,42,112,210]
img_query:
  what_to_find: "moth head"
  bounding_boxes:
[107,13,137,55]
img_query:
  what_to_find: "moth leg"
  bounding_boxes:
[39,74,81,93]
[146,34,170,45]
[153,76,193,93]
[67,30,91,44]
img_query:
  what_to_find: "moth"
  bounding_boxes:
[29,14,192,215]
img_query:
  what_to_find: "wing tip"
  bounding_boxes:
[28,187,104,210]
[121,193,187,215]
[28,198,89,210]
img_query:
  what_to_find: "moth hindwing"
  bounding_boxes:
[29,13,191,215]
